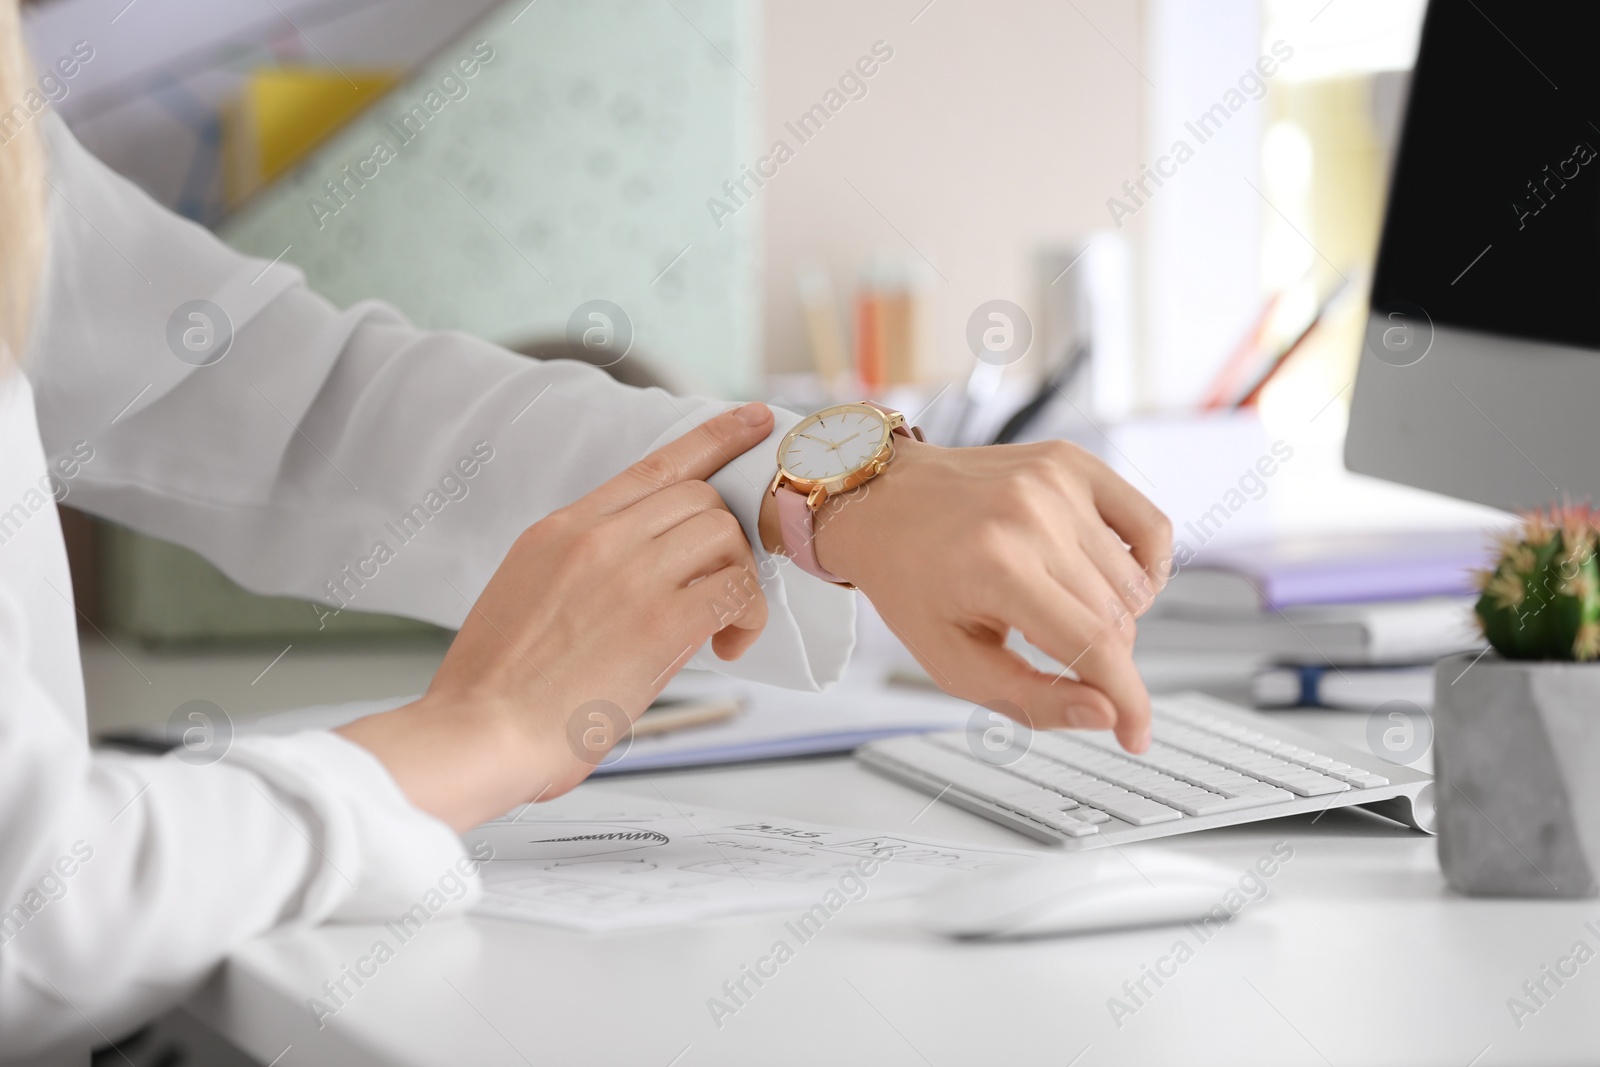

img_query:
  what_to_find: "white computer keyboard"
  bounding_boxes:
[855,691,1436,848]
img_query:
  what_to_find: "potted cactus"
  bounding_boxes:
[1434,505,1600,897]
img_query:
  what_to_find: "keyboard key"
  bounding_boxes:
[888,738,1104,835]
[1038,733,1288,815]
[1154,698,1393,790]
[910,737,1095,815]
[1028,738,1199,814]
[1026,808,1102,836]
[1091,792,1184,826]
[943,734,1185,826]
[1154,723,1351,797]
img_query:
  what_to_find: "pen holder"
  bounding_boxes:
[1433,652,1600,898]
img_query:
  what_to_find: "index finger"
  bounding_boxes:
[1070,637,1153,753]
[586,403,775,515]
[992,568,1153,752]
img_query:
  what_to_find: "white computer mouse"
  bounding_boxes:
[920,850,1242,939]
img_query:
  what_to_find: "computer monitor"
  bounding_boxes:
[1345,1,1600,512]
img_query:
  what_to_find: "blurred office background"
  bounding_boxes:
[22,0,1464,656]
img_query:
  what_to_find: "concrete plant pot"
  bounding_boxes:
[1433,652,1600,898]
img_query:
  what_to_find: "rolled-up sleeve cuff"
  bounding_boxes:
[641,401,855,692]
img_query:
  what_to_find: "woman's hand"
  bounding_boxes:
[338,403,776,831]
[808,438,1172,753]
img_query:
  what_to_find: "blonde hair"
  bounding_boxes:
[0,0,45,363]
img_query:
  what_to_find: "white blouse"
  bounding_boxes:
[0,115,852,1063]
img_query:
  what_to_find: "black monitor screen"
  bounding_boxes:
[1371,1,1600,352]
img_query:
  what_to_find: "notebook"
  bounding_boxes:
[1157,529,1495,613]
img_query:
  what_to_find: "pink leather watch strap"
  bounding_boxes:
[773,406,916,587]
[775,487,850,585]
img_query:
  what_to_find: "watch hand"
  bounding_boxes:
[826,432,861,451]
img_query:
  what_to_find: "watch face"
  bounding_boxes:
[781,405,889,482]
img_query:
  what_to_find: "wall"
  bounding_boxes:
[758,0,1143,383]
[1139,0,1264,410]
[222,0,760,397]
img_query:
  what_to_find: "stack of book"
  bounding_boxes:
[1140,529,1497,711]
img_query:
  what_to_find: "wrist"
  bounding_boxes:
[336,691,578,832]
[761,405,926,588]
[812,436,925,585]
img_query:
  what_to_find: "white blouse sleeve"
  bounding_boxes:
[0,115,855,1057]
[27,114,855,693]
[0,658,477,1056]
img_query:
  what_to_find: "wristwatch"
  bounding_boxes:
[764,401,923,586]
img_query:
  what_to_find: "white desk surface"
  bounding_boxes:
[161,679,1597,1067]
[71,414,1532,1064]
[80,632,1596,1065]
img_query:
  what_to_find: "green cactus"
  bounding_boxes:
[1475,506,1600,661]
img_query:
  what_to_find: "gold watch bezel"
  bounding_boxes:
[768,402,904,508]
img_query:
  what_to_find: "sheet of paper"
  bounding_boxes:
[462,787,1037,932]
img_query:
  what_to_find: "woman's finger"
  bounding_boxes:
[657,508,754,586]
[689,562,770,661]
[1072,509,1163,619]
[977,563,1151,751]
[1039,534,1138,641]
[1077,450,1175,587]
[623,479,732,538]
[918,623,1118,732]
[653,508,768,640]
[584,403,774,515]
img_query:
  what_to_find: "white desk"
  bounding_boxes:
[181,702,1599,1067]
